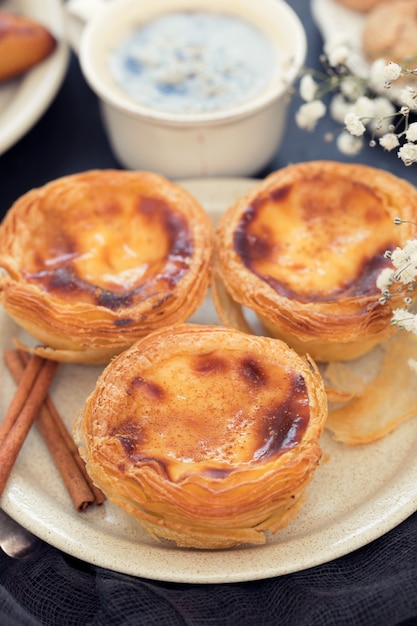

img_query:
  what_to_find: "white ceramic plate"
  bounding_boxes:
[1,177,417,584]
[0,0,69,156]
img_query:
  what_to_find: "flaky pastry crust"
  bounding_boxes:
[74,324,327,549]
[212,161,417,362]
[0,170,212,363]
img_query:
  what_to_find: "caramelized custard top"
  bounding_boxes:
[106,347,310,482]
[21,193,193,309]
[233,173,396,303]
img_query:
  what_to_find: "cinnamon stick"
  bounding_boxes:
[0,353,45,447]
[4,350,105,510]
[18,351,105,506]
[0,352,58,496]
[43,395,106,506]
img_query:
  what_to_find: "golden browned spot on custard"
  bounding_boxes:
[112,420,144,458]
[234,173,396,303]
[21,195,193,310]
[239,356,268,386]
[108,350,310,481]
[192,353,229,376]
[127,375,166,400]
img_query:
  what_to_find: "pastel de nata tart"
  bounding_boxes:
[0,170,212,364]
[74,324,327,549]
[212,161,417,362]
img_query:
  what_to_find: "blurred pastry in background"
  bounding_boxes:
[0,12,56,82]
[332,0,398,13]
[333,0,415,13]
[362,0,417,65]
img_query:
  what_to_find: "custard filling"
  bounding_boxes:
[101,349,310,483]
[233,173,396,303]
[21,195,193,309]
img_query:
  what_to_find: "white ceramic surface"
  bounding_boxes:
[70,0,306,178]
[0,0,69,155]
[1,178,417,584]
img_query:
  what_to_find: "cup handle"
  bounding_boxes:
[64,0,112,54]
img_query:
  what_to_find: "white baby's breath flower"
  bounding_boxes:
[376,267,395,290]
[391,240,417,267]
[336,130,363,155]
[402,237,417,256]
[392,309,417,333]
[365,96,396,135]
[353,95,375,119]
[372,96,396,119]
[295,100,326,131]
[295,45,417,165]
[379,132,400,151]
[390,239,417,284]
[324,39,350,67]
[398,142,417,165]
[406,122,417,142]
[330,93,352,123]
[368,58,388,94]
[408,358,417,374]
[383,61,402,83]
[399,87,417,111]
[340,76,365,101]
[396,263,417,284]
[390,248,408,270]
[299,74,317,102]
[344,111,366,136]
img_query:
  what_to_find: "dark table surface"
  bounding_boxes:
[1,1,417,625]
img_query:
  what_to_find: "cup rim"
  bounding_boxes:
[79,0,306,126]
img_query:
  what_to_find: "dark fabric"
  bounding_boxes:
[2,1,417,625]
[2,511,417,625]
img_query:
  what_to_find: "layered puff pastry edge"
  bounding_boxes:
[212,161,417,362]
[74,324,328,549]
[0,170,213,363]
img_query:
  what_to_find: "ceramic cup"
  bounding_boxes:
[68,0,306,178]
